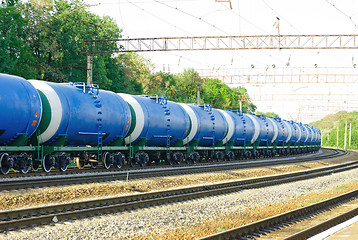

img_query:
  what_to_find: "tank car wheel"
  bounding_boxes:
[43,155,54,173]
[75,157,86,169]
[60,164,68,172]
[188,151,200,164]
[17,153,31,174]
[114,152,125,169]
[32,160,40,172]
[20,165,30,174]
[172,152,184,165]
[0,153,11,175]
[129,158,136,168]
[214,151,224,162]
[103,152,112,170]
[90,161,98,168]
[225,151,235,161]
[135,152,149,167]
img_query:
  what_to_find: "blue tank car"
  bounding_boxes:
[119,94,190,147]
[225,111,255,146]
[270,118,289,146]
[185,104,228,147]
[0,74,42,174]
[118,94,191,166]
[29,81,131,171]
[298,123,309,144]
[246,114,275,146]
[0,74,42,145]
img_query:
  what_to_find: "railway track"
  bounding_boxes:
[0,153,356,233]
[199,189,358,240]
[0,148,346,191]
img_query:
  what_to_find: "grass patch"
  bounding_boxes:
[297,198,328,207]
[335,185,348,191]
[217,225,226,232]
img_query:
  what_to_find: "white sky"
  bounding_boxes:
[84,0,358,123]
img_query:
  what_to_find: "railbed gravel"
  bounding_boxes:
[2,156,358,239]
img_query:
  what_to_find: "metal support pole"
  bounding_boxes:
[197,84,200,105]
[239,101,242,112]
[349,122,352,150]
[344,121,347,150]
[336,121,339,149]
[87,53,93,85]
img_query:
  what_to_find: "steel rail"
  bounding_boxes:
[0,156,356,233]
[0,149,346,191]
[199,189,358,240]
[283,206,358,240]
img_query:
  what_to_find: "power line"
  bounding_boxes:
[127,0,192,36]
[261,0,302,34]
[153,0,232,35]
[324,0,358,30]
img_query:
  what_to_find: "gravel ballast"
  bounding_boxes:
[2,164,358,239]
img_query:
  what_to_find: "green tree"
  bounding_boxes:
[0,0,36,77]
[1,0,145,94]
[115,52,153,94]
[201,78,234,109]
[256,111,280,118]
[147,68,257,112]
[147,71,177,97]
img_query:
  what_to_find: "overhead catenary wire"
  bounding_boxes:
[124,0,269,69]
[261,0,303,34]
[324,0,358,30]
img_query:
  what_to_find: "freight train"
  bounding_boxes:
[0,73,321,174]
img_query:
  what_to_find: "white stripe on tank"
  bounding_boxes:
[294,122,302,142]
[283,121,292,143]
[29,80,62,144]
[218,110,234,145]
[267,118,278,143]
[179,103,198,145]
[247,114,260,144]
[118,93,145,145]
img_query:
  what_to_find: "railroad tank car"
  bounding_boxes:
[304,124,314,144]
[184,104,228,147]
[273,118,290,146]
[316,127,322,143]
[29,80,131,171]
[119,94,191,166]
[246,114,275,146]
[270,118,289,146]
[298,123,309,145]
[222,111,256,159]
[225,111,255,146]
[178,104,228,161]
[285,120,300,145]
[0,74,42,174]
[314,127,322,144]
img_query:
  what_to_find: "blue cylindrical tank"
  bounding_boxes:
[119,94,190,147]
[0,74,42,145]
[310,126,319,144]
[29,81,131,146]
[274,118,292,145]
[246,115,275,146]
[225,111,255,146]
[315,127,322,144]
[184,104,228,147]
[304,124,314,144]
[298,123,309,144]
[269,118,288,146]
[286,121,301,145]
